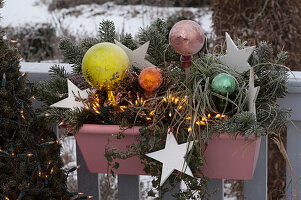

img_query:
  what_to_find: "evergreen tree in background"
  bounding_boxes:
[0,1,70,199]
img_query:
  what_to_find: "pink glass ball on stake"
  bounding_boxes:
[169,20,205,78]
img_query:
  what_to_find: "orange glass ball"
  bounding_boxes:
[138,66,163,95]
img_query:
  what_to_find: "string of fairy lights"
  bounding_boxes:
[0,64,229,200]
[78,90,228,134]
[0,59,92,200]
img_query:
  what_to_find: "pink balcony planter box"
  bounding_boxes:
[201,133,261,180]
[75,124,147,175]
[75,124,261,179]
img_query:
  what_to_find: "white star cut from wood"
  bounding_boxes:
[50,79,89,110]
[146,130,194,186]
[220,32,256,73]
[248,67,260,116]
[114,40,153,69]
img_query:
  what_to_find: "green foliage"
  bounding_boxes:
[49,64,69,78]
[212,112,266,137]
[0,25,70,199]
[120,33,138,50]
[79,37,100,53]
[98,20,116,43]
[34,65,68,106]
[138,19,179,66]
[59,38,84,74]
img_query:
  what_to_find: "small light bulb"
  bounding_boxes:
[215,114,221,119]
[175,98,179,104]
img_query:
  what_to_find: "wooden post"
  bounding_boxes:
[207,179,224,200]
[286,122,301,200]
[76,144,100,200]
[277,72,301,200]
[244,136,267,200]
[118,175,140,200]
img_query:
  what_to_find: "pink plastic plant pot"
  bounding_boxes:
[75,124,147,175]
[201,133,261,180]
[76,124,261,179]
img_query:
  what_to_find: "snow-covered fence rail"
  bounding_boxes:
[22,62,301,200]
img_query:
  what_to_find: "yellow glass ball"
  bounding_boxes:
[82,42,130,90]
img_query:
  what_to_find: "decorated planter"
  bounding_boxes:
[75,124,147,175]
[201,134,261,180]
[35,17,290,199]
[76,124,261,179]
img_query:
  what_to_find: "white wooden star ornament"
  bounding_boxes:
[248,67,260,116]
[146,129,194,186]
[50,79,89,110]
[114,40,153,69]
[220,33,256,73]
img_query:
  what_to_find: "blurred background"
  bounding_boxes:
[1,0,300,199]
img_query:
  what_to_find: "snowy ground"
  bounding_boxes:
[1,0,212,38]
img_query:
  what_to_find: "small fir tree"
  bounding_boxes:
[0,1,71,199]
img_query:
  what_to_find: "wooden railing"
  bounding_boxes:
[22,62,301,200]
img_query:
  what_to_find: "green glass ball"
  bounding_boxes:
[211,73,236,95]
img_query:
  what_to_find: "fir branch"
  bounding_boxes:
[98,20,116,43]
[33,76,68,106]
[49,65,68,78]
[120,33,137,50]
[276,51,289,65]
[59,38,84,74]
[138,19,179,66]
[257,105,291,133]
[79,37,100,53]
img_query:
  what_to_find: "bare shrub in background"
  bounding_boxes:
[4,21,79,62]
[99,174,118,200]
[48,0,210,10]
[4,23,61,62]
[211,0,301,71]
